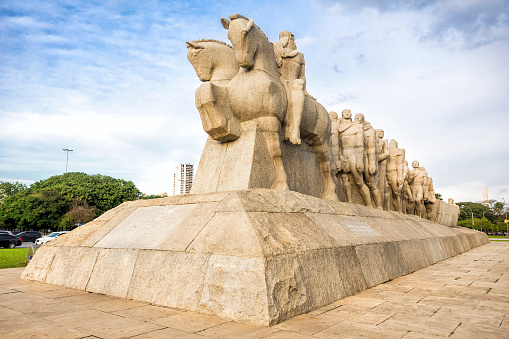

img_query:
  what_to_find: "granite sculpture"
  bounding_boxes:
[189,14,336,201]
[22,14,486,328]
[386,140,405,212]
[408,160,428,218]
[376,129,390,210]
[335,110,372,206]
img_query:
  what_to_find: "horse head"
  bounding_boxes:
[221,14,256,69]
[186,41,214,81]
[187,39,239,83]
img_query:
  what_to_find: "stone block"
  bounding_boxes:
[127,251,210,311]
[44,247,99,289]
[86,248,139,298]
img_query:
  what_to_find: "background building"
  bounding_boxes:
[173,163,194,195]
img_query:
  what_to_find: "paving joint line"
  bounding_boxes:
[448,322,462,337]
[193,320,234,334]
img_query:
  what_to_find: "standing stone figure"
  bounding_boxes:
[273,30,306,146]
[424,177,438,221]
[407,160,428,218]
[376,129,390,210]
[337,110,372,207]
[329,111,341,174]
[386,140,405,212]
[360,116,382,209]
[402,160,415,214]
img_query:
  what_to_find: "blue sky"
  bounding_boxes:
[1,0,508,202]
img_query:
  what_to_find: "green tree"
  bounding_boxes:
[0,173,141,231]
[457,202,495,223]
[435,193,443,201]
[0,181,27,203]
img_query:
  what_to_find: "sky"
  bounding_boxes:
[0,0,508,203]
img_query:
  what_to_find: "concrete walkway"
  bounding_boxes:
[1,243,507,338]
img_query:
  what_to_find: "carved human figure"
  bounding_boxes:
[407,160,428,218]
[386,140,405,212]
[376,129,390,210]
[402,160,415,214]
[337,110,372,207]
[329,111,341,174]
[424,177,438,221]
[360,116,382,209]
[273,30,306,145]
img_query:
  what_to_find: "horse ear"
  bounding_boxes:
[221,17,230,29]
[246,18,254,32]
[186,41,204,50]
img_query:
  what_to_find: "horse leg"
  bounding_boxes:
[313,139,339,201]
[262,129,289,191]
[195,82,241,142]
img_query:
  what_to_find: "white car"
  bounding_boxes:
[35,231,69,245]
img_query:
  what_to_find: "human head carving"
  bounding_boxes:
[412,160,419,168]
[376,129,384,139]
[342,109,351,120]
[354,113,365,124]
[279,30,296,49]
[329,111,338,120]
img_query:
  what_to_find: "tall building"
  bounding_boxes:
[173,163,194,195]
[482,187,489,206]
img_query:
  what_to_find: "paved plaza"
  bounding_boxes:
[0,242,507,338]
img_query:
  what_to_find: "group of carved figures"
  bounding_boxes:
[186,14,439,221]
[329,109,438,220]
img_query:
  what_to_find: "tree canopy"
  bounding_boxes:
[0,173,141,231]
[0,181,27,203]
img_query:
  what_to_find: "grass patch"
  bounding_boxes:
[0,248,28,269]
[488,235,508,239]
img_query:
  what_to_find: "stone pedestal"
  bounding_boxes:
[191,121,325,199]
[23,189,488,325]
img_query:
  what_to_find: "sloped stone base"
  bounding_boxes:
[22,189,488,325]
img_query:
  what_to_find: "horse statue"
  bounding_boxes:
[186,39,242,142]
[187,14,337,200]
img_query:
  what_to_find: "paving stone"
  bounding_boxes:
[271,313,343,335]
[112,304,182,322]
[198,320,281,338]
[45,308,165,338]
[152,311,231,332]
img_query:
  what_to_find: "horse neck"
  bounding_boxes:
[251,31,280,79]
[210,46,238,83]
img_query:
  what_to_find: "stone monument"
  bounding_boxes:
[22,14,488,326]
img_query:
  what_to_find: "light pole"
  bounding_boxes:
[503,198,508,237]
[63,149,73,173]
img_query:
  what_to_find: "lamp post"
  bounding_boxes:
[503,198,508,237]
[63,149,73,173]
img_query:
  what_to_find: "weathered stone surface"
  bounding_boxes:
[86,248,138,298]
[23,189,488,326]
[44,247,99,289]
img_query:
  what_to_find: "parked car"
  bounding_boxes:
[35,231,69,245]
[0,230,15,236]
[15,231,43,242]
[0,233,22,248]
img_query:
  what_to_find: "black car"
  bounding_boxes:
[15,231,42,242]
[0,233,22,248]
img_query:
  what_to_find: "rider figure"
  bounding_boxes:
[273,30,306,145]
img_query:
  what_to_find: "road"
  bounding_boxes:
[18,242,39,249]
